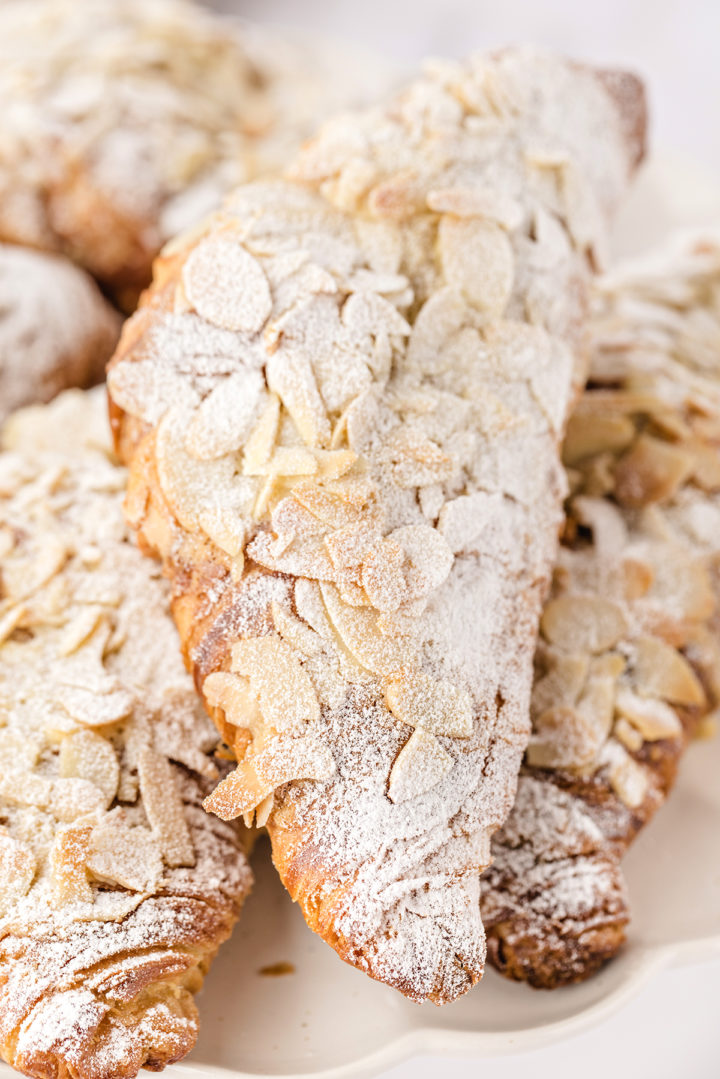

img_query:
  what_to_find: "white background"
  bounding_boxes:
[207,3,720,1076]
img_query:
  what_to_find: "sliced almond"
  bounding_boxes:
[87,814,163,893]
[438,217,514,317]
[389,524,454,600]
[231,636,320,731]
[631,636,705,707]
[615,687,682,741]
[243,394,281,476]
[271,600,325,657]
[320,582,415,677]
[137,746,195,868]
[182,236,272,334]
[385,669,473,738]
[388,729,453,803]
[266,347,330,449]
[204,671,263,734]
[362,540,408,613]
[0,833,36,914]
[541,595,627,653]
[50,821,93,906]
[614,434,695,507]
[563,410,636,465]
[384,427,456,488]
[186,370,266,460]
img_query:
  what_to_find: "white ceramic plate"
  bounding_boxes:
[0,162,717,1079]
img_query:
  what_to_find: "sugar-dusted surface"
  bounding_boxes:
[0,390,252,1079]
[482,230,720,987]
[0,244,120,423]
[108,48,645,1003]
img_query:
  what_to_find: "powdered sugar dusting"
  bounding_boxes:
[108,49,644,1002]
[0,389,252,1078]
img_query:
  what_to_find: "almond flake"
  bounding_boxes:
[182,236,272,334]
[50,821,93,906]
[59,730,120,808]
[386,670,473,738]
[615,687,682,741]
[631,636,705,707]
[541,595,627,653]
[438,217,514,317]
[362,540,408,612]
[271,600,325,657]
[390,524,454,600]
[87,815,163,893]
[427,185,523,228]
[242,394,281,475]
[388,729,453,803]
[186,369,266,460]
[231,636,320,731]
[266,347,331,448]
[0,833,36,914]
[137,746,195,868]
[203,673,260,744]
[320,582,415,676]
[614,434,695,507]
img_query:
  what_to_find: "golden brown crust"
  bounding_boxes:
[108,50,644,1004]
[482,232,720,987]
[0,390,252,1078]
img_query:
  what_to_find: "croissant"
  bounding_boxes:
[108,49,645,1003]
[0,389,252,1079]
[482,232,720,986]
[0,244,120,424]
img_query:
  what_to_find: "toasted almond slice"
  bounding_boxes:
[386,670,473,738]
[204,672,263,733]
[385,427,456,488]
[615,687,682,741]
[87,815,163,893]
[59,732,120,809]
[156,407,240,534]
[271,600,325,657]
[243,394,281,476]
[427,186,523,228]
[250,446,318,479]
[388,729,453,803]
[182,236,272,334]
[438,217,514,317]
[55,684,134,728]
[203,729,334,821]
[362,540,408,613]
[198,506,245,559]
[137,747,195,868]
[0,604,27,646]
[526,705,601,770]
[614,434,695,507]
[325,521,381,573]
[320,582,415,677]
[631,636,705,707]
[531,653,589,717]
[0,833,36,914]
[314,449,358,481]
[267,347,331,449]
[248,532,336,581]
[541,595,627,653]
[390,524,454,600]
[57,608,105,658]
[600,740,649,809]
[186,370,266,461]
[51,821,94,906]
[563,411,636,465]
[614,715,644,753]
[231,636,320,731]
